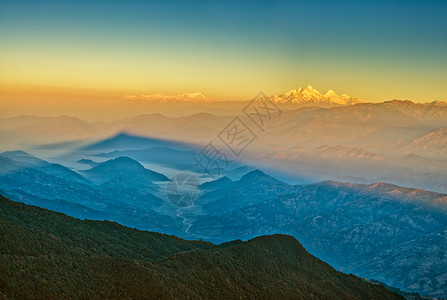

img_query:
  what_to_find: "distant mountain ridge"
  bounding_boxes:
[122,92,212,103]
[118,85,447,106]
[121,86,365,105]
[3,98,447,152]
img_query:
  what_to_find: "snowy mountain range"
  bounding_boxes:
[120,86,364,105]
[265,85,365,105]
[122,92,212,103]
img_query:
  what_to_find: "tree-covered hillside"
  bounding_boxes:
[0,194,402,299]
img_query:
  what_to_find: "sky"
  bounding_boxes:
[1,0,447,118]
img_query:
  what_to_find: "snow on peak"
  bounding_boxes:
[122,92,212,103]
[266,85,364,105]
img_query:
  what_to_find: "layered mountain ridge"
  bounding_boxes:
[0,150,445,297]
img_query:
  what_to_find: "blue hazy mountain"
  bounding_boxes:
[0,150,48,166]
[0,150,90,185]
[80,156,170,185]
[199,169,295,214]
[191,180,447,298]
[0,153,182,234]
[0,155,113,209]
[200,175,234,191]
[197,176,235,206]
[77,158,99,167]
[0,188,105,221]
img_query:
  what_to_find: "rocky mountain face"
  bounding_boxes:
[351,229,447,299]
[398,126,447,158]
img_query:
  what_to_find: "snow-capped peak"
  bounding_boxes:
[266,85,364,105]
[122,92,212,103]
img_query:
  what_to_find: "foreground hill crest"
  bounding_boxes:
[0,194,403,299]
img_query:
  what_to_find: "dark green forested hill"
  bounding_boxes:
[0,194,402,300]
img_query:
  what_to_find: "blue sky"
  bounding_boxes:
[1,0,446,102]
